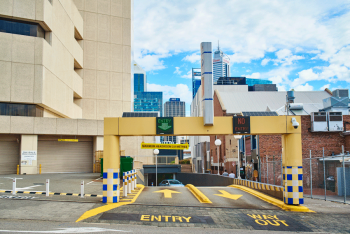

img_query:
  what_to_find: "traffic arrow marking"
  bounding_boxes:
[158,123,172,131]
[153,189,181,198]
[214,190,242,200]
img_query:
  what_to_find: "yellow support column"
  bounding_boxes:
[102,135,120,203]
[282,133,303,205]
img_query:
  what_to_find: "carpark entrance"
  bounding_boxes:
[102,115,304,207]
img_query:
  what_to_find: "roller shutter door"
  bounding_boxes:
[38,136,93,173]
[0,135,20,174]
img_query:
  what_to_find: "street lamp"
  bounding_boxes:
[154,149,159,186]
[214,139,222,175]
[234,135,242,179]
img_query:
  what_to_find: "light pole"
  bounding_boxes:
[234,135,242,179]
[214,139,222,175]
[154,149,159,186]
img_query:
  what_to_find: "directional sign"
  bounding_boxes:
[141,143,189,150]
[156,117,174,135]
[214,190,242,200]
[153,189,181,198]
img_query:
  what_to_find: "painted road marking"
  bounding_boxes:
[153,189,181,198]
[0,227,130,233]
[214,190,242,200]
[76,184,145,222]
[0,195,36,199]
[241,214,312,232]
[99,213,215,224]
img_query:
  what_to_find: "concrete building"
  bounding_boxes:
[0,0,133,174]
[164,98,185,143]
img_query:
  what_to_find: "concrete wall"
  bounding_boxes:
[0,116,103,136]
[73,0,133,120]
[0,0,84,118]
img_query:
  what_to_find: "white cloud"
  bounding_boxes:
[174,67,182,75]
[135,1,350,70]
[273,49,304,66]
[243,72,261,79]
[181,70,192,79]
[261,58,270,66]
[294,83,314,91]
[147,83,192,104]
[134,51,168,72]
[295,47,303,53]
[308,50,321,54]
[182,53,201,63]
[320,84,330,90]
[292,68,319,87]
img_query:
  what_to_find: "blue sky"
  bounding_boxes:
[133,0,350,116]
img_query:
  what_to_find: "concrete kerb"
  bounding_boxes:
[229,185,314,212]
[185,184,212,203]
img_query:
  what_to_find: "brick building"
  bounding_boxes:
[209,87,349,195]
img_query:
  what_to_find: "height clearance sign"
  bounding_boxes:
[156,117,174,135]
[233,116,250,134]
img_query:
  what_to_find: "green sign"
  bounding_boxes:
[156,117,174,134]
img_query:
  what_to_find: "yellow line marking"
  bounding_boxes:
[185,184,212,203]
[76,184,145,222]
[214,190,242,200]
[228,185,314,213]
[153,189,181,198]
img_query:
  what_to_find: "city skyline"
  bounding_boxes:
[134,0,350,116]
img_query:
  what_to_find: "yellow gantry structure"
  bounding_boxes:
[103,116,303,205]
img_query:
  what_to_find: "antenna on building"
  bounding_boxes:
[218,40,220,50]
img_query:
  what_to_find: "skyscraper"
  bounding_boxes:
[213,42,230,84]
[164,98,185,142]
[133,63,163,116]
[192,68,201,99]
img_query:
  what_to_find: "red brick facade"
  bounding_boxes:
[211,91,350,193]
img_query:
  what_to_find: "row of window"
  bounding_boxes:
[0,17,45,38]
[0,103,43,117]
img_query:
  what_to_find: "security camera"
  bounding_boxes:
[291,118,299,129]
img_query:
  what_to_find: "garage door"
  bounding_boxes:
[38,136,93,173]
[0,135,20,174]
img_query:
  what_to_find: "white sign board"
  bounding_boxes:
[21,151,37,161]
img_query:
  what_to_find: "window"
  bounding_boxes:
[0,103,43,117]
[0,17,45,38]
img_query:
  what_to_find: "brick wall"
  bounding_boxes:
[259,115,350,194]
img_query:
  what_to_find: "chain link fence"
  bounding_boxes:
[302,147,349,204]
[259,147,349,204]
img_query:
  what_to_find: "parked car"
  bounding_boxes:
[158,179,184,187]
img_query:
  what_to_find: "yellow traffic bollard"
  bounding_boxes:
[39,164,42,174]
[17,165,19,175]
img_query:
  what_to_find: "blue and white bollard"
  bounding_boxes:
[127,171,132,194]
[123,172,127,197]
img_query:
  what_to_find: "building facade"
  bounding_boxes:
[164,98,185,143]
[213,45,230,84]
[192,68,201,99]
[0,0,133,174]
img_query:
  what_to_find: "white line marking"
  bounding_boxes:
[0,227,131,233]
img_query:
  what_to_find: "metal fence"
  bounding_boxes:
[260,147,349,204]
[260,156,283,186]
[302,147,349,204]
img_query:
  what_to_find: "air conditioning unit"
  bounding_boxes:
[328,112,343,131]
[311,112,328,132]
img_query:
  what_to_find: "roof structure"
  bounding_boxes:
[217,91,331,115]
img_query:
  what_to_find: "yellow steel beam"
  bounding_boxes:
[106,116,301,136]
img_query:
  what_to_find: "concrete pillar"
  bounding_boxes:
[102,135,120,203]
[20,135,38,174]
[282,133,303,205]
